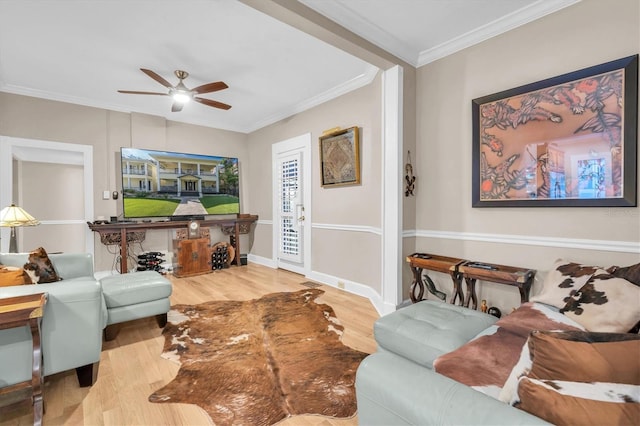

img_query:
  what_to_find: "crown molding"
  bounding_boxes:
[1,64,379,134]
[0,82,251,133]
[417,0,581,67]
[300,0,418,66]
[245,64,379,133]
[0,82,133,115]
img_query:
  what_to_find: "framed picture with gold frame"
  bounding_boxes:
[319,126,361,187]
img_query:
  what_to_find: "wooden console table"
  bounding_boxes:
[406,253,465,304]
[88,215,258,273]
[458,261,536,310]
[407,253,535,310]
[0,292,47,426]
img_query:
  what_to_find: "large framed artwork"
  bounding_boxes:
[472,55,638,207]
[320,126,361,187]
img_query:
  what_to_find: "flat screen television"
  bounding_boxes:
[120,147,240,219]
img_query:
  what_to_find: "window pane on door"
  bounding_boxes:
[277,155,301,262]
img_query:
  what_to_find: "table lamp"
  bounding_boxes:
[0,203,40,253]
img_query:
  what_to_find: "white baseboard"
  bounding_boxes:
[247,253,277,268]
[305,270,395,316]
[246,253,392,316]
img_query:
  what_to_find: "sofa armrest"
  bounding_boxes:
[356,351,550,425]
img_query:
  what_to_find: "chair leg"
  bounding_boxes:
[76,362,99,387]
[104,323,121,341]
[156,313,167,328]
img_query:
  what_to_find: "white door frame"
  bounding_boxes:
[381,65,404,311]
[272,133,312,275]
[0,136,94,255]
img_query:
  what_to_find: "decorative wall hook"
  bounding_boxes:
[405,150,416,197]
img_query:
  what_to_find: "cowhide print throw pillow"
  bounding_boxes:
[608,262,640,286]
[513,330,640,425]
[516,378,640,426]
[500,330,639,406]
[530,259,596,309]
[560,268,639,333]
[526,330,640,384]
[23,247,61,284]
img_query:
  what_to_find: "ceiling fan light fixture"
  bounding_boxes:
[119,68,230,111]
[172,90,192,104]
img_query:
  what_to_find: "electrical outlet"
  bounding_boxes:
[337,281,345,289]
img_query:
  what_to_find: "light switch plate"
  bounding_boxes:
[102,190,110,200]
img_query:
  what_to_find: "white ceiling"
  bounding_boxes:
[0,0,579,134]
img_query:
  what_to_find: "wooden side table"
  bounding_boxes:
[0,292,48,426]
[458,261,536,310]
[406,253,465,304]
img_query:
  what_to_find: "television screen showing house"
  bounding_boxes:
[120,148,240,218]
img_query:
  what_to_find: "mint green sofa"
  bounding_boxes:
[355,301,550,425]
[0,253,105,388]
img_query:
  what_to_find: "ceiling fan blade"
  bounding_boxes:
[140,68,173,88]
[191,81,228,95]
[171,102,184,112]
[194,97,232,110]
[118,90,168,95]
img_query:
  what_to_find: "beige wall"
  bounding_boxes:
[19,162,86,254]
[0,78,384,286]
[0,92,249,271]
[247,72,384,291]
[412,0,640,311]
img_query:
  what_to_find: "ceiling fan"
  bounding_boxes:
[118,68,231,112]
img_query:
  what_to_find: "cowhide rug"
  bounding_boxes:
[148,289,368,425]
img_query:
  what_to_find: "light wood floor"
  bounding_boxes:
[0,264,379,425]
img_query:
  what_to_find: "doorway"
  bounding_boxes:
[0,137,94,255]
[272,133,311,275]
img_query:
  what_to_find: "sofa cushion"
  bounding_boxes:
[0,265,33,286]
[101,271,172,308]
[374,300,498,368]
[23,247,61,284]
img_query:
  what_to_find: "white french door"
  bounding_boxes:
[272,134,311,275]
